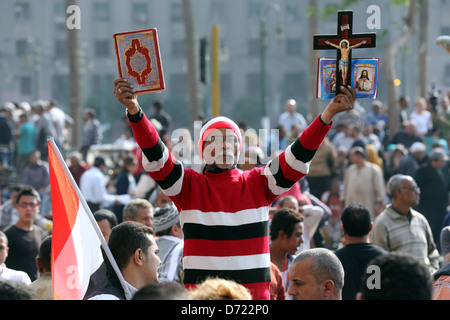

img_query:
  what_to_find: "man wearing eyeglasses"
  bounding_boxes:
[3,186,44,281]
[371,174,440,274]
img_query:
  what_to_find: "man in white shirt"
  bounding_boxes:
[0,231,31,285]
[79,157,129,212]
[46,100,72,149]
[278,99,308,136]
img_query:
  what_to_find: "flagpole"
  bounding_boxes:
[47,137,132,299]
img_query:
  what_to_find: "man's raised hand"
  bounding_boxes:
[321,85,356,125]
[114,78,140,114]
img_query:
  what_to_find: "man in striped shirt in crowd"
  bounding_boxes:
[371,174,440,273]
[113,78,356,300]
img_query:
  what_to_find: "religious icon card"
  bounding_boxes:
[316,57,379,100]
[113,28,165,95]
[316,58,338,100]
[351,58,379,98]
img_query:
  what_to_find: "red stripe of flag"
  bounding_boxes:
[48,141,79,270]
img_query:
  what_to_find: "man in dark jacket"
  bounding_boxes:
[84,221,161,300]
[414,148,450,250]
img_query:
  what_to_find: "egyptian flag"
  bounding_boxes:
[48,138,127,300]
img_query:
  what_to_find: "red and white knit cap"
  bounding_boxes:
[198,116,243,157]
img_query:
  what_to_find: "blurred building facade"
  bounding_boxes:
[0,0,449,131]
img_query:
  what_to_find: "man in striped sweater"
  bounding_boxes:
[113,78,356,300]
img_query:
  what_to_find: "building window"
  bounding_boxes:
[53,3,66,29]
[171,3,183,23]
[440,26,450,36]
[94,40,110,57]
[172,40,185,58]
[211,1,226,23]
[285,3,301,23]
[246,73,261,99]
[55,40,67,59]
[91,74,113,93]
[284,72,306,101]
[16,39,30,57]
[94,2,110,22]
[52,74,69,102]
[248,39,261,57]
[14,2,31,22]
[20,76,32,95]
[221,73,232,105]
[286,39,302,56]
[248,2,262,21]
[444,65,450,86]
[170,73,187,95]
[132,3,149,25]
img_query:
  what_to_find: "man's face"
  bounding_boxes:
[286,100,296,113]
[97,219,113,243]
[405,123,416,136]
[202,128,240,170]
[416,100,426,111]
[398,178,420,207]
[283,222,304,255]
[29,152,39,165]
[9,190,19,206]
[135,207,154,228]
[281,198,299,211]
[349,151,361,164]
[431,159,445,170]
[412,151,425,161]
[288,258,324,300]
[143,235,161,286]
[16,195,40,224]
[0,236,8,265]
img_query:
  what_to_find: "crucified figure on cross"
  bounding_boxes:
[325,39,366,86]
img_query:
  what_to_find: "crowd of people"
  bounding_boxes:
[0,83,450,301]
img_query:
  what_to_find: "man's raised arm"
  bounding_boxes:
[113,77,160,149]
[263,85,356,197]
[113,78,184,201]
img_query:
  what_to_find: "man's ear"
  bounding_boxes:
[35,257,44,273]
[278,230,287,240]
[133,248,145,266]
[171,224,182,237]
[322,280,335,298]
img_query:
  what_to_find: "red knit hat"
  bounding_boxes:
[198,116,243,158]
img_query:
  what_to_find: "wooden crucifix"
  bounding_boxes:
[314,11,376,95]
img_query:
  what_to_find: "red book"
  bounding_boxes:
[113,28,165,95]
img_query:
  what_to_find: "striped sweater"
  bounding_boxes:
[129,110,331,300]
